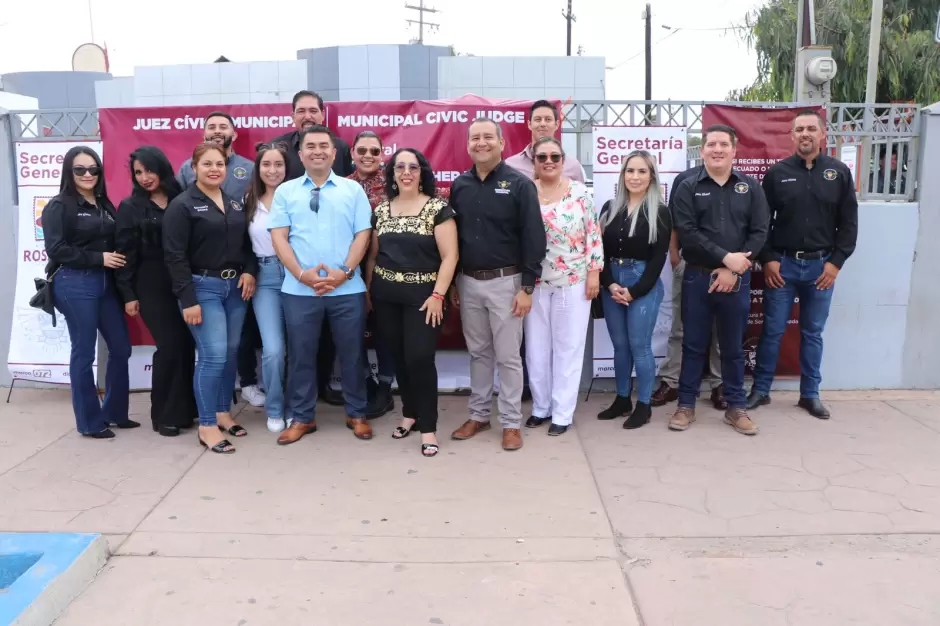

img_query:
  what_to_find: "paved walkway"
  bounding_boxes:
[2,388,940,625]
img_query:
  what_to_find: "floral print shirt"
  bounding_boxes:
[348,169,388,210]
[537,180,604,287]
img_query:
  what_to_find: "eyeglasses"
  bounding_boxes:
[309,187,320,214]
[394,163,420,173]
[73,166,101,176]
[356,146,382,156]
[535,154,563,163]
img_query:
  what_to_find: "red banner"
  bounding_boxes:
[98,96,544,348]
[701,104,823,377]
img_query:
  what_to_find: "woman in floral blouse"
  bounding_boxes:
[523,136,603,436]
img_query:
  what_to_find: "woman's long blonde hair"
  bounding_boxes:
[600,150,661,244]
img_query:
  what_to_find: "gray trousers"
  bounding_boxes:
[457,274,525,428]
[659,260,722,389]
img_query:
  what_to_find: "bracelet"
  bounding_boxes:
[431,292,445,301]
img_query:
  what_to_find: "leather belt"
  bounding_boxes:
[193,267,241,279]
[778,249,830,261]
[461,266,520,281]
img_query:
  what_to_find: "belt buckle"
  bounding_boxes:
[221,269,237,280]
[794,251,805,260]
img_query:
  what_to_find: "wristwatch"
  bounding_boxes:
[340,265,355,280]
[522,286,534,295]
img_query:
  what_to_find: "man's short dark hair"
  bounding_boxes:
[702,124,737,147]
[793,109,826,129]
[205,111,235,127]
[529,99,558,121]
[292,90,324,111]
[299,124,335,147]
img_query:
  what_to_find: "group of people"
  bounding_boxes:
[40,91,858,456]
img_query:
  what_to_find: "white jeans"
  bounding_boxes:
[524,282,592,426]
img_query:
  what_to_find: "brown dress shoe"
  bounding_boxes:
[451,419,491,440]
[277,421,317,446]
[711,384,728,411]
[502,428,523,451]
[346,417,373,440]
[651,382,678,407]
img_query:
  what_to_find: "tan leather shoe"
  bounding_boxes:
[346,417,373,440]
[724,408,759,436]
[451,419,491,440]
[276,421,317,446]
[668,407,696,431]
[502,428,523,451]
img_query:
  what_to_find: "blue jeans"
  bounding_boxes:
[678,268,751,409]
[282,292,367,424]
[53,268,131,434]
[753,256,834,398]
[184,275,248,426]
[252,257,287,418]
[601,260,664,403]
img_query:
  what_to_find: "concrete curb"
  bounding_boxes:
[0,534,109,626]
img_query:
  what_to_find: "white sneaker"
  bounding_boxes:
[266,417,286,433]
[242,385,266,407]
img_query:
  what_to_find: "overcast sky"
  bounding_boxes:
[0,0,760,102]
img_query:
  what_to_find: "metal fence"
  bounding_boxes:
[8,100,921,201]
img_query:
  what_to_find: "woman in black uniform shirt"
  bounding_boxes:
[163,142,257,454]
[366,148,458,457]
[43,146,136,439]
[116,146,198,437]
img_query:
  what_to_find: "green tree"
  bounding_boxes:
[730,0,940,103]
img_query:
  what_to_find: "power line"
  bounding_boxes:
[606,22,746,71]
[607,28,681,70]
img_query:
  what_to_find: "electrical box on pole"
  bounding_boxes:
[794,45,837,104]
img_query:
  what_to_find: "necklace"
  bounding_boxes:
[538,178,565,204]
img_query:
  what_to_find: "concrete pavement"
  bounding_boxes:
[2,388,939,624]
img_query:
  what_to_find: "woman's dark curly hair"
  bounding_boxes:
[385,148,436,200]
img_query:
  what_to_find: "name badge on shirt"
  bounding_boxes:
[77,212,93,217]
[733,182,749,194]
[194,205,209,212]
[495,180,511,194]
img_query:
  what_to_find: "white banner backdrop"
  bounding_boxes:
[10,142,103,385]
[590,126,688,377]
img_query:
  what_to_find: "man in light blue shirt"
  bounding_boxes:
[269,125,373,445]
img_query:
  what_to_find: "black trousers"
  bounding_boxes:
[373,297,440,434]
[136,260,197,429]
[237,304,262,387]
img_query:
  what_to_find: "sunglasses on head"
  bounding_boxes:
[73,166,101,176]
[356,146,382,156]
[535,153,563,163]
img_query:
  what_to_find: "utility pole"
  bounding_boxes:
[864,0,884,103]
[405,0,439,44]
[643,4,652,124]
[561,0,576,56]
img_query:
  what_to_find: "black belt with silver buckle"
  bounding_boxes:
[461,266,520,281]
[779,249,829,261]
[193,267,241,280]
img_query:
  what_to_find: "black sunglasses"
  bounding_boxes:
[73,165,101,176]
[535,153,563,163]
[356,146,382,156]
[309,187,320,213]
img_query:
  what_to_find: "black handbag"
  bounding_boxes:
[590,295,604,320]
[29,266,61,327]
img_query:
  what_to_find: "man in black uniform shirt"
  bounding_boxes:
[271,90,354,406]
[448,118,545,452]
[747,110,858,418]
[670,124,770,436]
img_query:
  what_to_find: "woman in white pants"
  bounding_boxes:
[524,137,603,435]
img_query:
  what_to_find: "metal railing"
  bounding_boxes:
[7,101,921,201]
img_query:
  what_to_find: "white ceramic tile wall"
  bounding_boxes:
[249,61,279,93]
[338,46,370,89]
[133,66,162,97]
[162,65,192,96]
[220,63,251,94]
[574,86,605,101]
[220,93,253,105]
[367,45,401,89]
[191,64,221,95]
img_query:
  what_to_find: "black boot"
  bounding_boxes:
[746,389,771,410]
[598,395,633,420]
[366,381,394,419]
[623,402,651,429]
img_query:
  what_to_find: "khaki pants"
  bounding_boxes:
[659,260,722,389]
[457,274,525,428]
